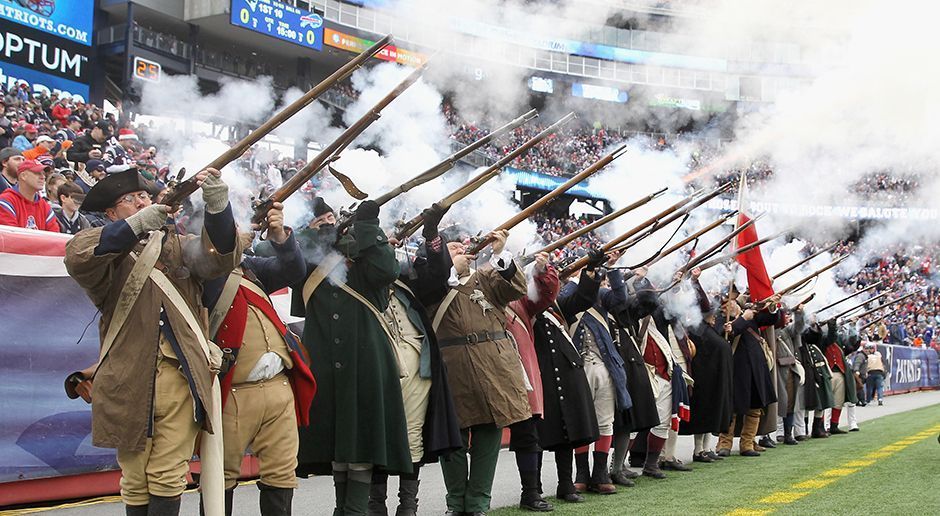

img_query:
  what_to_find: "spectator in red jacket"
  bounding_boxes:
[0,159,60,232]
[51,99,72,127]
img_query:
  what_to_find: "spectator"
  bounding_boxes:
[12,123,37,152]
[103,129,138,174]
[53,181,89,234]
[23,134,56,161]
[0,147,23,192]
[44,172,66,205]
[864,343,888,405]
[51,97,72,126]
[67,121,111,163]
[74,159,107,193]
[0,159,60,232]
[55,115,82,142]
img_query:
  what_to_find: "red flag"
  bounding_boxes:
[734,173,775,301]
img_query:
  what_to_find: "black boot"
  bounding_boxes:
[573,452,590,493]
[147,495,181,516]
[829,422,847,435]
[368,471,388,516]
[395,478,419,516]
[126,504,148,516]
[811,418,829,438]
[259,483,293,516]
[588,451,616,494]
[554,448,583,503]
[333,470,348,516]
[783,414,798,445]
[519,470,553,512]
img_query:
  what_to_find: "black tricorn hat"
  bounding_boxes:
[82,169,156,212]
[312,196,333,218]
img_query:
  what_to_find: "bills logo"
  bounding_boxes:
[300,13,322,29]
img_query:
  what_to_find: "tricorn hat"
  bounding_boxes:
[82,169,156,212]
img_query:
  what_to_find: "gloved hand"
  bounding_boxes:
[126,204,171,235]
[355,200,380,221]
[585,248,606,271]
[421,203,450,239]
[199,168,229,214]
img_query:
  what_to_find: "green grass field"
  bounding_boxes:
[491,404,940,515]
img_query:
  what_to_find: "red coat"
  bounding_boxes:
[506,264,559,416]
[51,104,71,126]
[0,187,60,232]
[215,283,316,426]
[824,342,847,374]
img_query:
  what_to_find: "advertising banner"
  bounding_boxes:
[230,0,324,51]
[882,344,939,394]
[0,0,93,46]
[323,27,426,67]
[0,19,89,101]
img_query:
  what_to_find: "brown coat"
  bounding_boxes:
[429,265,530,429]
[65,225,242,451]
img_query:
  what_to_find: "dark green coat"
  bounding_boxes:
[292,219,411,476]
[800,324,835,411]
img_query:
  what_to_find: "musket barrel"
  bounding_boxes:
[694,229,788,272]
[847,290,918,322]
[393,112,576,241]
[162,35,393,207]
[537,187,668,255]
[466,144,627,255]
[813,281,883,314]
[772,242,839,280]
[770,254,846,300]
[251,59,429,225]
[826,289,893,321]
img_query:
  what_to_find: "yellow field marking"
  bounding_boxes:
[759,491,810,504]
[792,478,836,489]
[821,468,858,477]
[726,509,772,516]
[726,422,939,515]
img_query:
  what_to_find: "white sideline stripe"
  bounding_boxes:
[0,252,68,277]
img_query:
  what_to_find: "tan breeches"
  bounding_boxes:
[399,341,432,463]
[222,373,298,489]
[117,357,200,506]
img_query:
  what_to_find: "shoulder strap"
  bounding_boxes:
[148,267,214,365]
[334,281,405,378]
[301,253,345,306]
[637,316,652,354]
[505,305,531,340]
[208,268,244,337]
[94,232,162,376]
[568,307,611,336]
[431,272,475,333]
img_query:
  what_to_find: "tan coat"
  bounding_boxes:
[429,265,530,429]
[65,225,242,451]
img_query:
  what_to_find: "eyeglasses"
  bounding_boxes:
[115,192,150,205]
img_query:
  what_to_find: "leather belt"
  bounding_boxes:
[439,331,509,348]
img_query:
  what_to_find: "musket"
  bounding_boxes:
[859,308,900,332]
[251,60,430,228]
[161,35,392,207]
[558,183,730,279]
[824,289,893,321]
[769,254,847,300]
[771,242,839,280]
[848,290,918,322]
[681,213,765,272]
[813,281,883,314]
[619,210,737,280]
[466,144,627,255]
[393,112,576,241]
[610,181,735,254]
[334,109,540,236]
[693,229,790,273]
[535,187,668,256]
[793,292,816,307]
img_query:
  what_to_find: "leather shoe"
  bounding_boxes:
[642,468,666,479]
[693,452,715,463]
[716,448,731,457]
[850,427,860,432]
[559,493,584,503]
[795,435,809,441]
[660,459,692,472]
[758,436,777,448]
[753,444,766,452]
[830,426,848,435]
[706,451,724,461]
[520,497,554,512]
[784,436,799,445]
[776,435,785,443]
[616,467,639,479]
[573,483,587,493]
[587,483,617,495]
[610,471,636,487]
[740,450,761,457]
